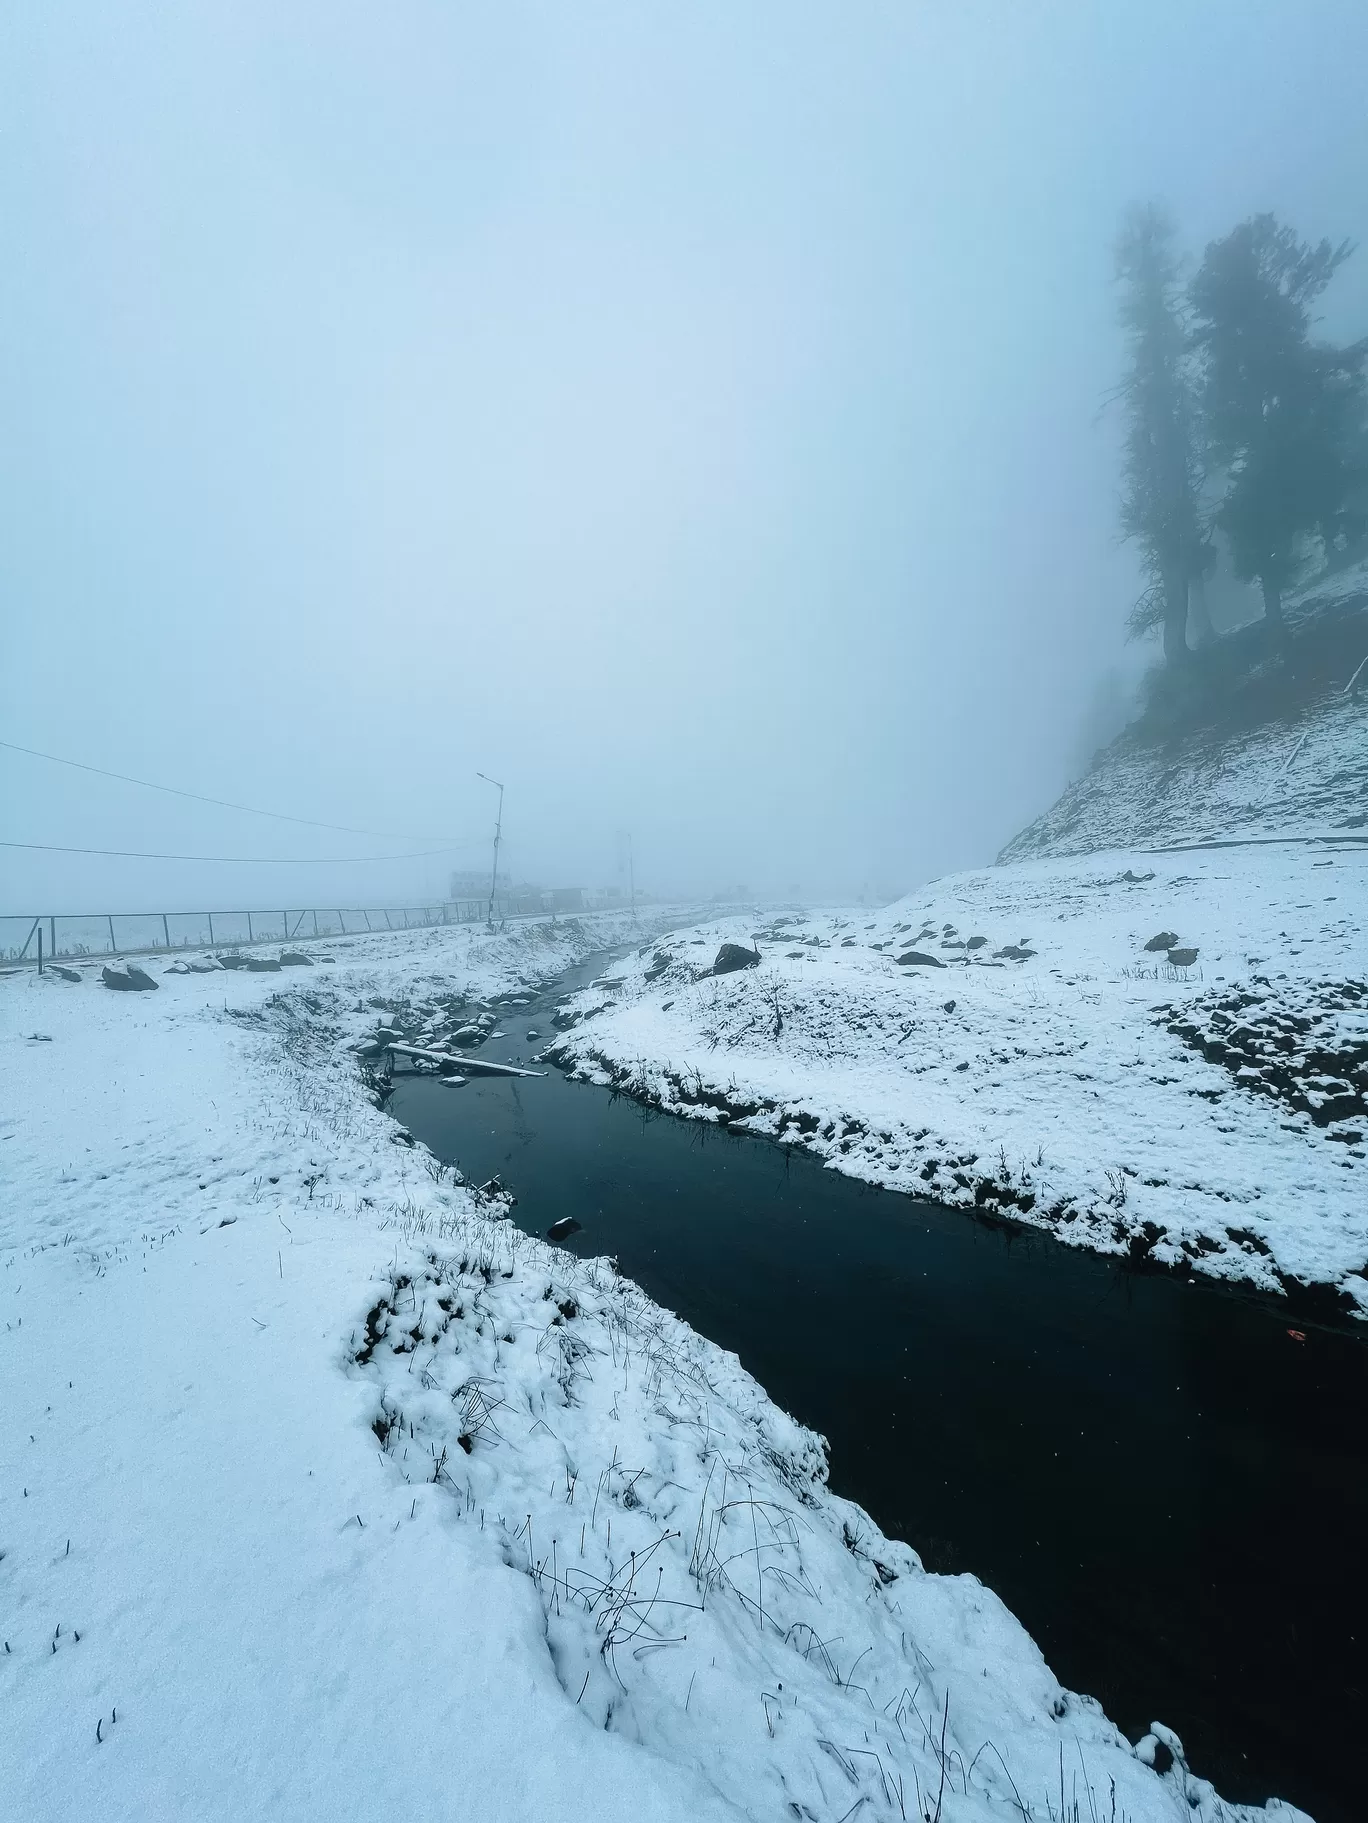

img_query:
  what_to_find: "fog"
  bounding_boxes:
[4,2,1367,917]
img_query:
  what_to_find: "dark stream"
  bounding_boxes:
[389,956,1367,1823]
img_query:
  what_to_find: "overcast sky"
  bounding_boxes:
[3,1,1367,918]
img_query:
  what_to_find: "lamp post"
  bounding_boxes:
[476,772,504,929]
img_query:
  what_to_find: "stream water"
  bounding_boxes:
[388,956,1367,1823]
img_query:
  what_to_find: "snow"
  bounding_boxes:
[550,845,1368,1317]
[0,914,1308,1819]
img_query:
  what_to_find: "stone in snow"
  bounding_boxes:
[101,964,158,992]
[895,950,945,968]
[712,942,761,975]
[547,1216,581,1241]
[1168,947,1200,968]
[279,950,314,967]
[1144,930,1180,952]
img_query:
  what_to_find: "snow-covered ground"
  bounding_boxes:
[0,916,1304,1820]
[550,844,1368,1317]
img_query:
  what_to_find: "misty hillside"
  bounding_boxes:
[1002,560,1368,861]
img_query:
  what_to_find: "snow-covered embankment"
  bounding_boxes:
[551,846,1367,1316]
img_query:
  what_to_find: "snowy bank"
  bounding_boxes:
[550,844,1368,1318]
[0,916,1304,1820]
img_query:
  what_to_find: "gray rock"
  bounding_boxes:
[895,950,945,968]
[994,945,1036,962]
[965,936,988,950]
[245,956,282,972]
[1167,947,1199,968]
[102,964,158,992]
[713,942,761,976]
[279,950,314,967]
[1144,931,1180,952]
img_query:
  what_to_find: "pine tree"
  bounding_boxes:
[1190,215,1367,643]
[1115,205,1204,668]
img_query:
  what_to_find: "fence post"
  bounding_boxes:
[282,912,287,942]
[49,916,56,959]
[208,912,215,947]
[37,926,43,974]
[108,915,116,954]
[247,912,254,943]
[337,912,345,935]
[313,910,319,938]
[162,913,171,950]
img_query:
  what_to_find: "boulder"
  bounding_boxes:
[51,965,82,983]
[895,950,945,969]
[713,942,760,976]
[245,956,282,972]
[994,945,1036,962]
[1167,947,1200,968]
[965,936,988,950]
[102,964,158,992]
[216,954,248,969]
[279,950,314,967]
[547,1216,582,1242]
[1144,931,1180,952]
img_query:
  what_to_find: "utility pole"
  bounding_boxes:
[476,772,504,929]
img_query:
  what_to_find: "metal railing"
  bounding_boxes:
[0,898,550,966]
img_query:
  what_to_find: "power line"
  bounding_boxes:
[0,738,473,845]
[0,839,459,864]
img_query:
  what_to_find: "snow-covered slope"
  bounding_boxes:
[0,919,1299,1822]
[1003,566,1368,861]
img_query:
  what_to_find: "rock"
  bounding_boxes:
[437,1075,468,1088]
[102,964,158,992]
[942,999,956,1013]
[994,945,1036,962]
[1167,947,1199,968]
[964,936,987,950]
[1144,931,1180,952]
[526,1029,540,1041]
[216,954,249,969]
[245,956,282,972]
[547,1216,581,1242]
[450,1025,484,1045]
[713,942,760,976]
[895,950,945,968]
[51,965,82,982]
[279,950,314,967]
